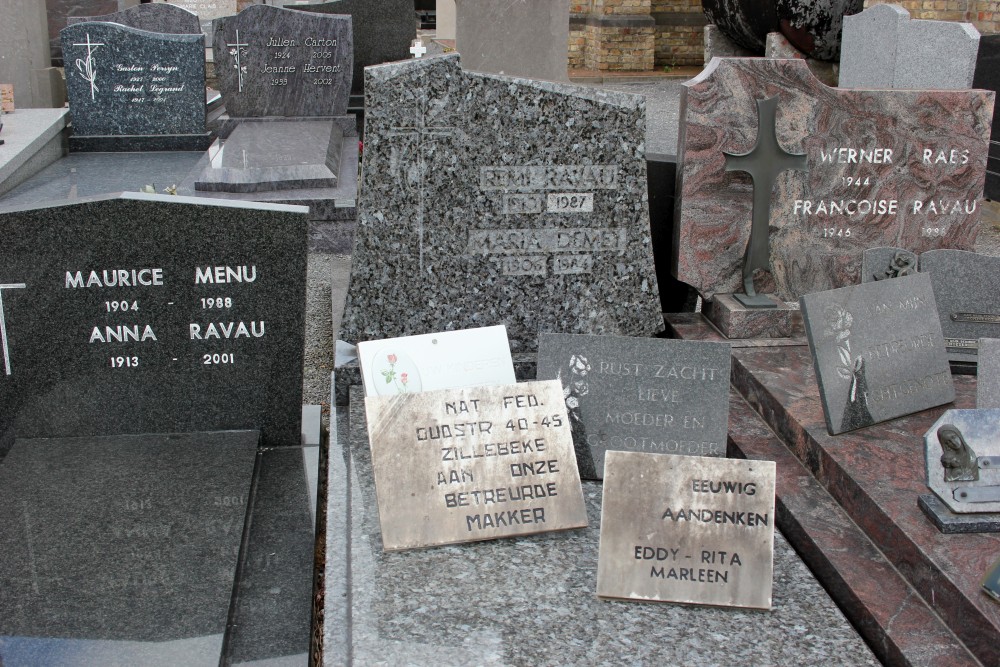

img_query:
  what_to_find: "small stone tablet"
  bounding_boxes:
[364,379,587,551]
[800,272,955,435]
[597,452,776,610]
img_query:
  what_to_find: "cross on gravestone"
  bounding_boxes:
[723,95,808,307]
[226,29,249,94]
[0,283,26,376]
[410,39,427,58]
[70,33,104,101]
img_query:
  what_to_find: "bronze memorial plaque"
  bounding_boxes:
[597,452,776,610]
[364,379,588,551]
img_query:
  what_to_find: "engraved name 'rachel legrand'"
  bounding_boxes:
[479,165,619,190]
[66,269,164,288]
[468,228,625,254]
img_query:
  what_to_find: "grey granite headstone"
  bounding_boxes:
[340,54,663,352]
[0,193,308,450]
[0,431,256,652]
[536,333,731,480]
[840,4,980,90]
[800,272,955,435]
[861,247,917,283]
[212,5,353,117]
[919,249,1000,365]
[923,409,1000,517]
[68,2,201,34]
[455,0,570,82]
[283,0,416,95]
[60,21,210,151]
[979,338,1000,409]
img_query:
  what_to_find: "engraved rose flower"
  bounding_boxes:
[822,304,855,380]
[379,353,410,393]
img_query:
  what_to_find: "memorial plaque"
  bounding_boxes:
[68,3,202,34]
[536,333,731,480]
[0,193,308,450]
[357,325,516,397]
[919,249,1000,364]
[674,57,992,302]
[800,272,955,435]
[597,452,776,610]
[923,408,1000,514]
[0,84,14,113]
[340,55,662,351]
[979,338,1000,409]
[212,5,353,117]
[364,379,588,550]
[60,21,207,148]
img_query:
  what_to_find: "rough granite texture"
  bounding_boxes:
[283,0,416,95]
[340,54,663,353]
[980,337,1000,409]
[68,3,202,34]
[61,22,207,138]
[918,493,1000,534]
[213,5,353,117]
[839,4,980,90]
[673,58,993,302]
[320,389,880,666]
[703,293,797,339]
[920,249,1000,364]
[0,193,308,450]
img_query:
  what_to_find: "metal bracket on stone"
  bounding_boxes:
[978,456,1000,470]
[953,485,1000,502]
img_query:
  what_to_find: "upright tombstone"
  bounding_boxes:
[973,34,1000,200]
[0,193,308,450]
[1,0,57,109]
[61,22,211,151]
[340,54,662,352]
[673,57,992,304]
[800,273,954,435]
[536,334,731,480]
[455,0,570,82]
[213,5,353,117]
[839,5,980,90]
[68,2,202,35]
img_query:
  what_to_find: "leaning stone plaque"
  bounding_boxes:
[674,57,992,302]
[0,193,308,450]
[536,333,731,480]
[800,272,955,435]
[212,5,353,117]
[597,452,776,610]
[979,338,1000,409]
[364,379,587,550]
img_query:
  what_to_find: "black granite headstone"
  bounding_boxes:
[67,3,202,34]
[0,193,308,451]
[213,5,353,117]
[60,21,210,151]
[973,34,1000,200]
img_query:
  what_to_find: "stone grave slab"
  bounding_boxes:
[535,333,730,480]
[0,193,308,449]
[839,4,979,90]
[194,119,343,192]
[800,272,954,435]
[920,249,1000,366]
[340,54,662,352]
[212,5,353,118]
[674,57,992,302]
[357,325,515,397]
[61,21,210,151]
[0,108,69,198]
[597,452,776,610]
[980,338,1000,409]
[68,2,201,34]
[0,430,256,659]
[283,0,416,95]
[455,0,570,82]
[974,34,1000,200]
[364,379,587,551]
[923,408,1000,517]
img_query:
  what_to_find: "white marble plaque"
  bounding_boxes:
[597,452,776,610]
[364,379,587,551]
[358,325,515,397]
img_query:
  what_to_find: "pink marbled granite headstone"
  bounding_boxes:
[672,57,994,302]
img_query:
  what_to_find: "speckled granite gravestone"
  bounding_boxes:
[340,54,662,352]
[283,0,415,95]
[673,57,992,302]
[535,333,730,480]
[68,2,201,34]
[212,5,352,117]
[839,4,979,90]
[979,338,1000,409]
[800,273,954,435]
[0,193,308,450]
[61,21,210,151]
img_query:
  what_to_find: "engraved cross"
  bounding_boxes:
[725,96,808,306]
[227,30,249,93]
[72,33,105,101]
[0,283,26,376]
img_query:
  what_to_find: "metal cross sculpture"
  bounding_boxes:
[724,95,808,307]
[0,282,25,376]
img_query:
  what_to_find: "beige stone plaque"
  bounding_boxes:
[1,85,14,113]
[597,452,776,609]
[365,379,588,551]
